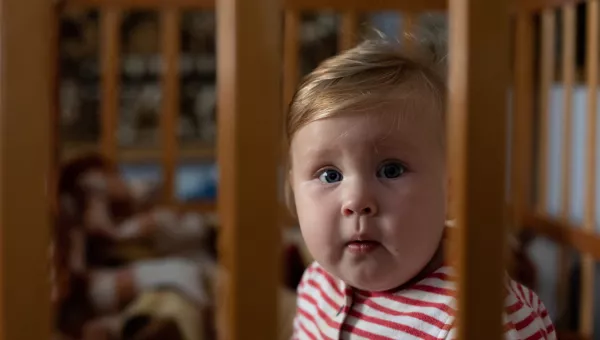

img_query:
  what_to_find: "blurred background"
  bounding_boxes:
[51,3,600,340]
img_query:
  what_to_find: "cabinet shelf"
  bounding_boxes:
[60,142,216,163]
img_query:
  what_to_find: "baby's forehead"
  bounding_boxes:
[343,98,442,134]
[294,111,436,155]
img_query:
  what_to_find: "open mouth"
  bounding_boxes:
[346,240,380,254]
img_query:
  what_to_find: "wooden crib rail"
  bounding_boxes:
[99,9,120,161]
[62,0,448,10]
[523,214,600,261]
[160,9,180,204]
[517,0,587,12]
[215,0,282,338]
[446,0,511,337]
[284,0,446,11]
[580,1,598,335]
[62,0,451,218]
[61,0,215,8]
[60,0,591,12]
[53,0,600,339]
[511,0,600,338]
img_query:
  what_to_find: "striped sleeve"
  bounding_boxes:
[505,280,557,339]
[291,262,322,340]
[291,265,309,339]
[444,280,556,339]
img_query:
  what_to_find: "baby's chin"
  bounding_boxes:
[344,274,409,292]
[327,261,414,292]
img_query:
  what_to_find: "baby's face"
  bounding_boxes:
[290,105,446,291]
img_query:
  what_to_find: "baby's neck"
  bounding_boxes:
[386,242,445,293]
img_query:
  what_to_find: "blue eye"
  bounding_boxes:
[377,162,405,179]
[318,169,343,183]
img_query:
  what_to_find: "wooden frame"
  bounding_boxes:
[0,0,54,338]
[580,1,598,336]
[59,0,589,12]
[215,0,282,338]
[447,1,510,338]
[513,0,600,338]
[8,0,600,339]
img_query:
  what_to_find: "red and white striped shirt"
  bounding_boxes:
[293,261,556,339]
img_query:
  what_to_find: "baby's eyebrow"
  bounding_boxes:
[370,135,416,155]
[301,145,338,159]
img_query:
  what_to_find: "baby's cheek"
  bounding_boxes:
[296,194,340,258]
[382,191,444,243]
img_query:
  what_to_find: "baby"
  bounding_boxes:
[287,38,556,339]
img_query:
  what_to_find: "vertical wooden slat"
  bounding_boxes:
[282,9,300,211]
[0,0,53,338]
[580,0,598,335]
[447,0,509,339]
[401,12,417,50]
[49,4,61,326]
[50,5,61,217]
[100,9,121,162]
[216,0,281,338]
[283,10,300,112]
[537,10,555,213]
[557,4,576,319]
[512,12,534,228]
[339,11,358,51]
[161,9,180,204]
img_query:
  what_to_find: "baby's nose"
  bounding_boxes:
[341,194,378,217]
[342,205,376,216]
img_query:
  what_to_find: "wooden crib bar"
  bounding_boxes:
[62,0,216,8]
[215,0,282,338]
[518,0,588,12]
[60,0,593,12]
[36,0,600,339]
[0,0,54,338]
[339,12,359,51]
[511,11,534,230]
[401,13,417,50]
[100,9,121,161]
[447,1,510,338]
[580,0,598,335]
[557,2,576,321]
[524,214,600,258]
[285,0,446,11]
[160,9,180,204]
[62,0,446,10]
[283,10,300,112]
[513,1,600,338]
[537,9,555,214]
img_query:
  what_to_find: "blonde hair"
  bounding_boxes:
[284,35,448,217]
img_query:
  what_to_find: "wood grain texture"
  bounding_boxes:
[516,0,587,13]
[100,9,121,162]
[64,0,215,9]
[537,10,555,213]
[160,9,180,204]
[580,0,598,335]
[338,12,359,52]
[216,0,282,338]
[0,0,53,338]
[512,12,534,228]
[446,0,510,338]
[522,214,600,261]
[283,11,300,113]
[401,13,417,51]
[557,3,576,320]
[62,0,588,13]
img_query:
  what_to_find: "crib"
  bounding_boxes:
[0,0,598,339]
